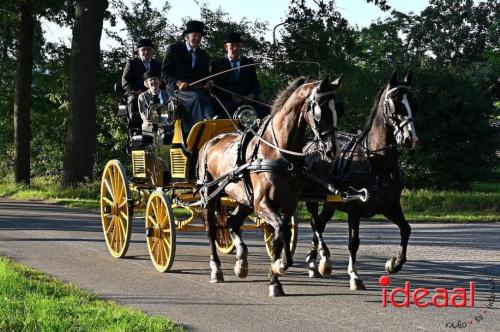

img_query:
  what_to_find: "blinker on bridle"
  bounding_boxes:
[306,86,338,154]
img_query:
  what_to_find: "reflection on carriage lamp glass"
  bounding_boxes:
[234,105,258,128]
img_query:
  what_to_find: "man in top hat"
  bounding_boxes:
[211,32,262,117]
[161,20,215,136]
[122,38,162,137]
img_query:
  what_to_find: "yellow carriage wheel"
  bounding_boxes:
[145,191,176,272]
[100,160,132,258]
[262,214,298,259]
[214,203,236,255]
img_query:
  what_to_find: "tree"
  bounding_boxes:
[62,0,108,186]
[13,0,34,184]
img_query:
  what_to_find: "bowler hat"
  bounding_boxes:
[137,38,154,49]
[143,70,160,81]
[223,32,241,43]
[183,20,205,36]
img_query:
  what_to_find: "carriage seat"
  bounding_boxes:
[184,119,238,153]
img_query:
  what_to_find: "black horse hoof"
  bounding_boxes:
[385,257,399,274]
[308,267,322,278]
[234,258,248,279]
[350,278,366,290]
[210,268,224,283]
[269,283,285,297]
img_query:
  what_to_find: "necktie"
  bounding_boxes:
[152,94,160,104]
[230,60,239,80]
[144,62,150,71]
[189,49,195,69]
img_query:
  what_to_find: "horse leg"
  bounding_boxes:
[202,197,224,283]
[383,202,411,274]
[316,202,335,276]
[258,203,293,297]
[227,204,253,278]
[305,202,320,278]
[347,213,365,290]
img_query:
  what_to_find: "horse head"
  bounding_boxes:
[302,75,345,161]
[383,71,418,150]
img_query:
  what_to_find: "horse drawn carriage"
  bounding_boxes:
[100,69,416,296]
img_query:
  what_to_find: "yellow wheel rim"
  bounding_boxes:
[262,214,298,259]
[100,160,132,258]
[215,203,235,255]
[146,191,176,272]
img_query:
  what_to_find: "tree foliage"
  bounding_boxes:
[0,0,498,189]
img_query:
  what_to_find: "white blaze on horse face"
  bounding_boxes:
[328,99,337,128]
[401,93,419,148]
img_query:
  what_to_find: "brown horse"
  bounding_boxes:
[197,76,344,296]
[303,71,418,290]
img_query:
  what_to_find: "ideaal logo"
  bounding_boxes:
[379,275,475,308]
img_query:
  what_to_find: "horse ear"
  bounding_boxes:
[331,74,344,87]
[389,70,398,87]
[403,70,412,85]
[319,76,330,90]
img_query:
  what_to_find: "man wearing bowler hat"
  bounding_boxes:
[211,32,262,117]
[122,38,161,137]
[161,20,215,136]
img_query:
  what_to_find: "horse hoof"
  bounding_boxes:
[318,257,332,276]
[308,268,322,278]
[269,284,285,297]
[271,260,285,277]
[210,269,224,283]
[385,257,397,274]
[350,278,366,290]
[234,258,248,279]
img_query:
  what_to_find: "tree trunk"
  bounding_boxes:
[13,0,34,185]
[62,0,108,186]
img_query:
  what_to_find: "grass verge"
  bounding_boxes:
[0,256,183,332]
[0,176,498,222]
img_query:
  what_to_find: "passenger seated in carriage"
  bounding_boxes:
[137,70,170,142]
[121,38,161,138]
[161,20,216,137]
[211,32,266,118]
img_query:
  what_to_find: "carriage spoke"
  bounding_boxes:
[148,215,157,226]
[102,195,114,205]
[152,198,159,220]
[119,210,128,221]
[118,200,128,209]
[162,237,171,252]
[105,217,116,235]
[160,213,168,228]
[161,239,168,263]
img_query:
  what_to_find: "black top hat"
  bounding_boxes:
[137,38,154,49]
[183,20,205,36]
[223,32,241,43]
[143,70,160,81]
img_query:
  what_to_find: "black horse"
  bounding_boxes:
[303,71,418,290]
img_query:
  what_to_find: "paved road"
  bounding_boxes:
[0,197,499,331]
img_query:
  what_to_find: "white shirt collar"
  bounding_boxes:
[185,42,196,53]
[228,56,240,63]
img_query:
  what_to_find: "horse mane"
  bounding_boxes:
[357,83,388,140]
[270,77,308,116]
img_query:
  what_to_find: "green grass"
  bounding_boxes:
[0,256,183,332]
[0,176,498,222]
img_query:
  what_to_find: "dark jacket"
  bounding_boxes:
[121,57,161,96]
[161,42,210,90]
[211,56,260,100]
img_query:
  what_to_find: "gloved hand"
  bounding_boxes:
[176,81,189,91]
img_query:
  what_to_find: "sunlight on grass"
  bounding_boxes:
[0,257,183,331]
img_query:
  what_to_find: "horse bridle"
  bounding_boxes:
[383,85,414,143]
[305,86,339,154]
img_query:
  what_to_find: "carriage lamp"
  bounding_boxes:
[149,102,177,127]
[233,105,258,128]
